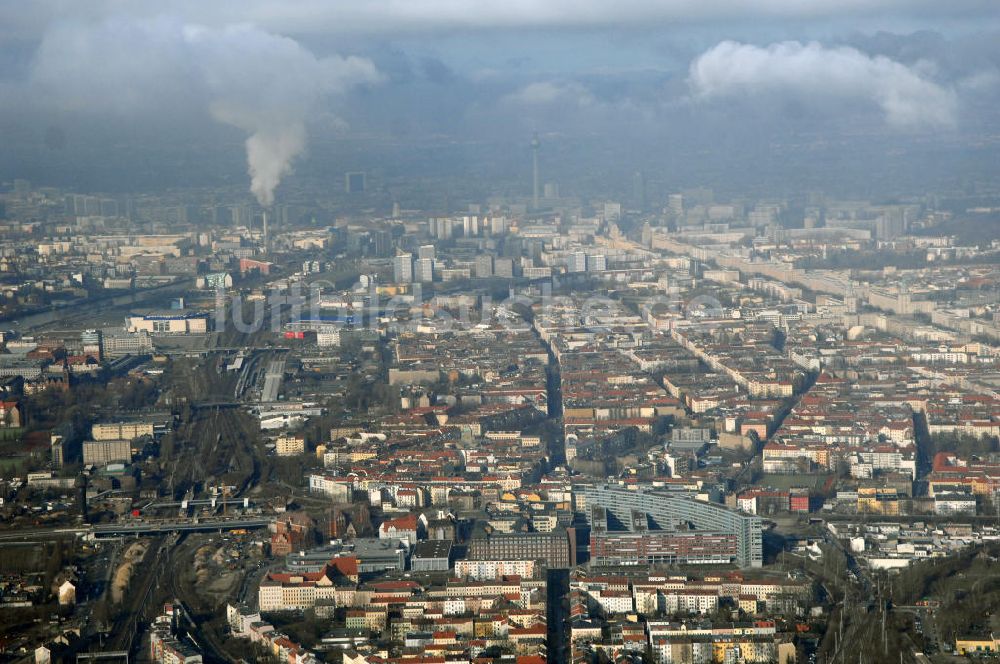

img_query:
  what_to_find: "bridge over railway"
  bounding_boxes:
[89,516,272,538]
[190,401,243,409]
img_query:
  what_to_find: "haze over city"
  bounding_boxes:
[1,1,999,197]
[0,2,999,664]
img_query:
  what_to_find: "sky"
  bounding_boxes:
[1,1,999,199]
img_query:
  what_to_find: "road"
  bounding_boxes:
[0,514,270,543]
[545,568,570,664]
[0,526,87,542]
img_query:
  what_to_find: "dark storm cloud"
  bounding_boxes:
[2,1,999,39]
[2,2,997,140]
[419,57,456,85]
[843,30,1000,76]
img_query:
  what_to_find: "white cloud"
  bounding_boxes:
[688,40,957,130]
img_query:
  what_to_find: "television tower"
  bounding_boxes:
[531,133,540,210]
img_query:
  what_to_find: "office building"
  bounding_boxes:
[102,331,154,357]
[467,525,574,569]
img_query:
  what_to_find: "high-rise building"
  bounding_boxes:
[417,244,436,260]
[586,254,607,272]
[83,196,101,216]
[641,222,653,247]
[99,198,119,217]
[494,257,515,278]
[461,215,480,237]
[51,434,65,468]
[345,172,366,193]
[631,170,646,211]
[668,194,684,217]
[392,253,413,283]
[414,258,434,283]
[81,329,102,359]
[430,217,458,239]
[530,133,540,210]
[568,252,587,273]
[475,255,494,278]
[603,202,622,222]
[373,230,393,257]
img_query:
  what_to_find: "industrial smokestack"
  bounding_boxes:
[262,209,269,255]
[76,473,88,523]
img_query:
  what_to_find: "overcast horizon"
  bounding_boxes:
[1,1,999,199]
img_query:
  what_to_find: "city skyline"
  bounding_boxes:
[1,3,999,664]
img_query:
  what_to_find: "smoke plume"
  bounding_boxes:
[29,18,381,205]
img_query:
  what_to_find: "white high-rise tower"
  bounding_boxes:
[531,133,540,210]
